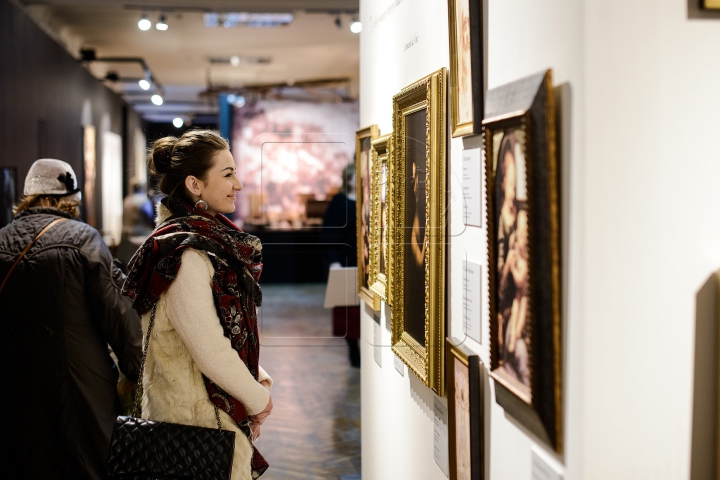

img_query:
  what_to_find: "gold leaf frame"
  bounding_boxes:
[356,125,381,310]
[448,0,484,137]
[390,68,447,395]
[369,133,393,304]
[483,70,562,452]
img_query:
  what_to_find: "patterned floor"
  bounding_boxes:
[254,283,361,480]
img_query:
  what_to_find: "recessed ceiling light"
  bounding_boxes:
[350,21,362,33]
[138,15,151,31]
[151,94,164,105]
[156,14,168,31]
[230,55,240,67]
[138,79,150,90]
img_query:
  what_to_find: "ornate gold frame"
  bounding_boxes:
[390,68,447,396]
[369,134,393,304]
[483,70,562,452]
[356,125,381,310]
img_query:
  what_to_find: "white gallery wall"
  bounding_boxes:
[358,0,720,479]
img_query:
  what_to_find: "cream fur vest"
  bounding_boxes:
[140,204,257,480]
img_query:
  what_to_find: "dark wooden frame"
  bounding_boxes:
[446,338,483,480]
[447,0,484,137]
[483,70,563,452]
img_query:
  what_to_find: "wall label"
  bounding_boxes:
[462,148,483,227]
[463,258,482,344]
[394,353,405,376]
[433,397,450,477]
[531,450,563,480]
[373,321,383,367]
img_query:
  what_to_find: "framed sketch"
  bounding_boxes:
[447,338,483,480]
[0,167,18,228]
[369,133,393,304]
[483,70,562,452]
[390,68,447,395]
[356,124,381,310]
[83,125,97,227]
[448,0,484,137]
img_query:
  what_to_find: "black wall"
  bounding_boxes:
[0,0,143,228]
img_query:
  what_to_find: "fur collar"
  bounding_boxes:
[156,202,173,226]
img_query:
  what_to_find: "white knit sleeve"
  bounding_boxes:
[165,249,270,415]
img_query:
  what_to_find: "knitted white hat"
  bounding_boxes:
[24,159,82,200]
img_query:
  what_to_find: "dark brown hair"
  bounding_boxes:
[13,195,80,217]
[147,129,229,202]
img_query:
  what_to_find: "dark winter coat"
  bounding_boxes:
[0,207,142,480]
[321,192,358,267]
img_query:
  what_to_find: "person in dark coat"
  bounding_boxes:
[321,164,360,367]
[0,159,142,480]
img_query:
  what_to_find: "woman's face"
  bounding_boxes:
[194,149,243,215]
[502,150,516,204]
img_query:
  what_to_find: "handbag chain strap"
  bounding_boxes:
[132,301,224,434]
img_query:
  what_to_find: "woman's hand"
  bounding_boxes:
[248,394,273,426]
[250,423,261,441]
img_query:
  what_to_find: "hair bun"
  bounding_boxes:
[148,136,178,175]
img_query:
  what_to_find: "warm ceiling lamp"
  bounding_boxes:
[350,20,362,33]
[138,15,151,31]
[151,94,164,105]
[173,117,184,128]
[138,79,151,90]
[156,14,168,31]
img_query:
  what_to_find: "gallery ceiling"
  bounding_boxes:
[17,0,360,122]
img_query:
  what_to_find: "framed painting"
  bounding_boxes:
[448,0,483,137]
[483,70,562,452]
[356,124,381,310]
[390,68,447,395]
[369,133,393,304]
[0,167,17,228]
[83,125,97,227]
[447,338,483,480]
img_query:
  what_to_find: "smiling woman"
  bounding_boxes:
[121,129,274,480]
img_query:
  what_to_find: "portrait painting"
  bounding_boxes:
[82,125,97,227]
[355,125,381,310]
[390,68,447,395]
[484,70,562,452]
[448,0,483,137]
[369,134,393,304]
[491,126,531,398]
[447,338,483,480]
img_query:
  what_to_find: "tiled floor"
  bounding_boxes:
[254,283,361,480]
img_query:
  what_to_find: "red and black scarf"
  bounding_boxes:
[121,196,268,477]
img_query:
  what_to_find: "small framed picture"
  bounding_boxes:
[356,125,381,311]
[484,70,563,452]
[447,0,484,137]
[446,338,484,480]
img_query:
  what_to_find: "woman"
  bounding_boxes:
[122,130,273,480]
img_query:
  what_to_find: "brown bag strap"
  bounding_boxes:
[0,217,67,294]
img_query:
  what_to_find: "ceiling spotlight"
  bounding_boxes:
[350,20,362,33]
[151,94,164,105]
[156,14,168,31]
[233,95,246,108]
[138,15,151,31]
[230,55,241,67]
[138,79,151,90]
[334,16,342,29]
[173,117,184,128]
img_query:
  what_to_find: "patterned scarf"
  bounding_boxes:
[121,196,268,478]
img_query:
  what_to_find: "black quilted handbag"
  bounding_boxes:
[106,303,236,479]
